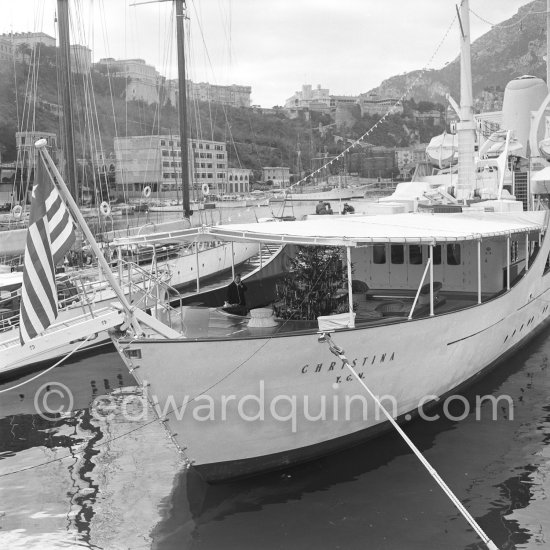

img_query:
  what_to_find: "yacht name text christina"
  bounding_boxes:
[300,352,396,375]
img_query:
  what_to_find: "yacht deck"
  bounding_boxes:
[157,290,487,341]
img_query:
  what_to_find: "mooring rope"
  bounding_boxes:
[319,332,499,550]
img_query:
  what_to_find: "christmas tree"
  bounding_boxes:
[275,246,348,320]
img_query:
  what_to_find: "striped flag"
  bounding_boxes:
[19,157,76,344]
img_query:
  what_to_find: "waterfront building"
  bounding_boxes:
[225,168,251,194]
[262,167,290,188]
[114,135,228,195]
[395,145,428,179]
[16,131,58,173]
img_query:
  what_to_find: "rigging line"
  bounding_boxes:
[320,333,499,550]
[289,13,457,191]
[0,333,95,394]
[469,4,546,29]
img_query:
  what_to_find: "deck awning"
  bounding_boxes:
[111,211,547,248]
[204,211,547,246]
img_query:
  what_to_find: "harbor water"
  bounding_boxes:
[1,201,549,549]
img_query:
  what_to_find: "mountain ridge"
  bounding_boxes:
[368,0,547,104]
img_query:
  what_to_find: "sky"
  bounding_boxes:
[0,0,540,107]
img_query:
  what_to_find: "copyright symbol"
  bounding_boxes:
[33,382,74,420]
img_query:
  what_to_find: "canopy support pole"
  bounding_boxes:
[525,233,529,271]
[346,246,354,328]
[195,242,200,293]
[429,244,434,317]
[231,242,235,280]
[477,240,482,304]
[259,243,263,269]
[408,258,431,320]
[507,235,511,291]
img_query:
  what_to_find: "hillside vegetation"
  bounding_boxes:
[0,0,545,176]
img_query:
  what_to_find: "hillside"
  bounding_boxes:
[370,0,547,103]
[0,49,440,178]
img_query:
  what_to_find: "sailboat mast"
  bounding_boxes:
[56,0,77,199]
[455,0,476,201]
[175,0,191,218]
[547,0,550,88]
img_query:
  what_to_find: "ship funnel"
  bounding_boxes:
[502,75,548,157]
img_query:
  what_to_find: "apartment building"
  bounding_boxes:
[114,135,227,194]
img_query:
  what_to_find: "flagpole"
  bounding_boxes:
[35,139,142,333]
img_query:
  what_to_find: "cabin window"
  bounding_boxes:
[447,244,461,265]
[391,245,404,264]
[373,245,386,264]
[433,245,442,265]
[409,245,422,265]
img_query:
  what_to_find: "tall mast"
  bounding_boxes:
[455,0,476,201]
[547,0,550,88]
[175,0,191,217]
[57,0,77,200]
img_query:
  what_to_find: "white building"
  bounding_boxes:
[16,131,58,171]
[164,79,252,108]
[1,32,55,49]
[0,36,12,61]
[114,135,228,195]
[358,93,403,116]
[285,84,331,112]
[395,146,427,178]
[96,58,162,105]
[70,44,92,74]
[262,167,290,188]
[225,168,251,194]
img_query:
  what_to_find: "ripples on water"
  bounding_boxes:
[1,312,549,549]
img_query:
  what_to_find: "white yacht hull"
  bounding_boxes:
[161,241,260,288]
[149,199,269,212]
[115,233,550,482]
[271,187,365,202]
